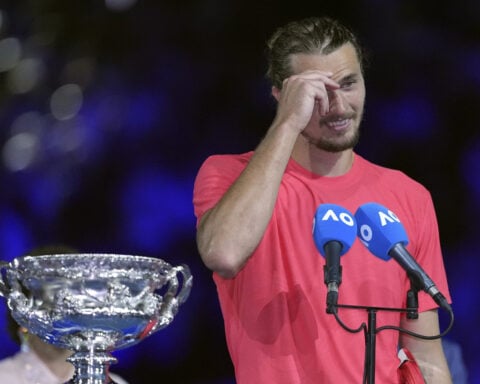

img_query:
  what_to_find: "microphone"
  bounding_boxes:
[313,203,357,313]
[354,202,451,312]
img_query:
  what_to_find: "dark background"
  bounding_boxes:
[0,0,478,383]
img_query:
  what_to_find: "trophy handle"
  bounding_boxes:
[0,261,10,298]
[161,264,192,315]
[168,264,193,305]
[143,264,192,336]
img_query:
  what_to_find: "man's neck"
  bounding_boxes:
[291,142,354,176]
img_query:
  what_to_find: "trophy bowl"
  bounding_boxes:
[0,253,193,384]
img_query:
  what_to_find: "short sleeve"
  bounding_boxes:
[193,153,251,225]
[409,188,451,312]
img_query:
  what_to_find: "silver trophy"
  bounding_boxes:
[0,253,193,384]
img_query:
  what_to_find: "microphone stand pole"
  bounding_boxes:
[365,308,377,384]
[334,281,419,384]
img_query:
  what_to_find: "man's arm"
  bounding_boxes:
[400,309,452,383]
[196,71,339,278]
[196,122,298,278]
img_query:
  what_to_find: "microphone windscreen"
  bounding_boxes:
[354,202,409,261]
[312,204,357,257]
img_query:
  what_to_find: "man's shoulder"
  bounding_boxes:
[198,151,254,177]
[204,151,253,166]
[357,155,426,190]
[194,151,254,198]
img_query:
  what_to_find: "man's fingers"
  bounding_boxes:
[286,70,340,89]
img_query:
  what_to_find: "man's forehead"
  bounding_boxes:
[289,43,361,76]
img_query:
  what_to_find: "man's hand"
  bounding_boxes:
[272,70,340,133]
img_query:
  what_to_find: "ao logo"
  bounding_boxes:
[321,209,355,227]
[359,209,401,242]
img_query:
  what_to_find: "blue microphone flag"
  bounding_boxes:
[354,202,409,261]
[312,203,357,256]
[354,202,451,312]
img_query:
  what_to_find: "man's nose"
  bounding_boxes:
[328,90,347,114]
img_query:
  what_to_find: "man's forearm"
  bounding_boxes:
[400,310,452,384]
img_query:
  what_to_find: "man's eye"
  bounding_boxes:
[341,81,356,89]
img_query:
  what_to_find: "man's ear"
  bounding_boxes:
[271,86,281,102]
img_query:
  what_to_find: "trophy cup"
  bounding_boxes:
[0,253,193,384]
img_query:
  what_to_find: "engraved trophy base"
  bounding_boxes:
[67,351,118,384]
[0,254,192,384]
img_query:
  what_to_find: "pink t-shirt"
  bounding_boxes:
[193,152,451,384]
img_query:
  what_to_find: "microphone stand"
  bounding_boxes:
[406,276,420,320]
[331,279,420,384]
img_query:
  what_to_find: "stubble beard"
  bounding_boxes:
[316,126,360,152]
[302,119,362,153]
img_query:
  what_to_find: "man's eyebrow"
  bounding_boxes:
[339,73,359,83]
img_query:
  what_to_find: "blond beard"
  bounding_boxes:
[302,126,360,153]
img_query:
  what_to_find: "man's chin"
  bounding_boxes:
[313,136,359,153]
[320,130,360,152]
[303,127,360,152]
[317,144,354,153]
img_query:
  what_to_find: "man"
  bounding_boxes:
[0,246,129,384]
[193,16,452,383]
